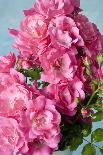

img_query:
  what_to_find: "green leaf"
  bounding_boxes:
[81,144,96,155]
[26,68,41,80]
[91,128,103,143]
[92,111,103,122]
[97,54,103,65]
[98,87,103,97]
[100,146,103,154]
[70,136,83,151]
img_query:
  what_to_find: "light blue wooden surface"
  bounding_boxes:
[0,0,103,154]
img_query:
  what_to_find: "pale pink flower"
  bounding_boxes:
[9,14,49,58]
[49,16,84,49]
[0,52,16,73]
[0,116,28,155]
[20,96,61,149]
[24,0,80,18]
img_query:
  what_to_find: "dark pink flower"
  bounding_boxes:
[81,108,91,118]
[75,14,103,58]
[23,141,53,155]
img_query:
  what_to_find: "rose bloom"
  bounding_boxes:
[24,0,80,18]
[0,52,16,73]
[0,69,32,119]
[43,77,85,116]
[0,117,28,155]
[74,14,103,58]
[9,13,49,60]
[49,15,84,49]
[20,96,61,150]
[40,46,78,84]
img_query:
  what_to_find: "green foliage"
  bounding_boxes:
[91,79,101,92]
[19,67,42,81]
[58,122,83,151]
[97,54,103,65]
[100,146,103,154]
[93,98,103,111]
[70,136,83,151]
[82,124,92,137]
[92,110,103,122]
[91,128,103,143]
[98,87,103,97]
[81,144,96,155]
[84,58,92,75]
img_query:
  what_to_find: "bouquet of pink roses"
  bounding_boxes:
[0,0,103,154]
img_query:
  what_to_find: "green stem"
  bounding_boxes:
[87,85,103,106]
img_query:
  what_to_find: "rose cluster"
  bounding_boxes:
[0,0,103,154]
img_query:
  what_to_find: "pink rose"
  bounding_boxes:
[9,14,49,59]
[20,96,61,149]
[41,51,77,84]
[0,52,16,73]
[44,77,85,116]
[75,14,103,58]
[49,16,84,49]
[0,117,28,155]
[0,69,32,119]
[24,0,80,18]
[75,15,100,44]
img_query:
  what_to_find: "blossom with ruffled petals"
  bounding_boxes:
[24,0,80,18]
[0,117,28,155]
[75,14,103,58]
[0,69,32,119]
[41,50,77,84]
[9,14,49,59]
[43,77,85,116]
[49,16,84,49]
[20,96,61,150]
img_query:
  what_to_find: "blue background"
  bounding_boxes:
[0,0,103,154]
